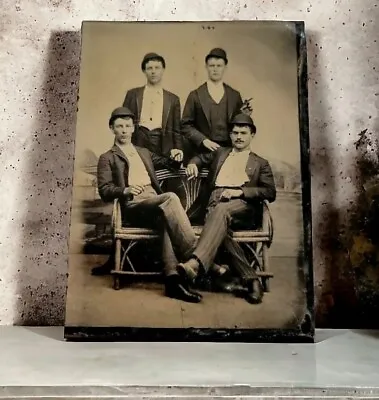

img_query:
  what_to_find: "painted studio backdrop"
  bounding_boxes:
[64,21,313,341]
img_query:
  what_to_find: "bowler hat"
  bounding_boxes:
[141,52,166,70]
[230,113,257,134]
[205,48,228,64]
[108,107,135,126]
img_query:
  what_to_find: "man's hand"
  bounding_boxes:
[186,164,199,180]
[124,185,145,196]
[220,188,243,201]
[170,149,183,162]
[202,139,220,152]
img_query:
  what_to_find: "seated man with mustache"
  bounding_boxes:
[179,113,277,304]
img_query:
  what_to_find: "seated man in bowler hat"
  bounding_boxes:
[122,52,183,163]
[93,106,203,303]
[181,48,247,161]
[180,113,277,304]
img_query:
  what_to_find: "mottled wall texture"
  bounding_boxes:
[0,0,378,327]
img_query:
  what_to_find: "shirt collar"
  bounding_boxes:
[116,142,136,154]
[144,84,163,94]
[207,80,224,89]
[231,147,251,155]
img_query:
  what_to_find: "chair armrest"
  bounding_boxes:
[155,167,209,211]
[155,167,209,181]
[262,200,274,246]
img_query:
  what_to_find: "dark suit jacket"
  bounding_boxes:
[181,83,243,148]
[97,144,178,204]
[122,87,183,155]
[188,147,276,221]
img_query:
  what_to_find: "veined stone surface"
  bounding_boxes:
[0,328,379,396]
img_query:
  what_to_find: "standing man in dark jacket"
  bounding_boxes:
[181,48,245,161]
[122,52,183,163]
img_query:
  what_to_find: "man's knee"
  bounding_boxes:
[164,192,180,202]
[207,202,231,222]
[159,192,182,208]
[213,202,231,215]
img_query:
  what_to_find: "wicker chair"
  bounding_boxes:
[111,168,274,291]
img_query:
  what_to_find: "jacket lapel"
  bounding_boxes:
[111,144,129,165]
[224,84,235,121]
[135,87,144,121]
[197,83,211,129]
[161,90,170,133]
[212,147,233,186]
[245,152,259,178]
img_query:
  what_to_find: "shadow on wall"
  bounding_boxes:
[342,127,379,328]
[312,21,379,327]
[308,28,379,329]
[14,31,81,325]
[304,30,342,328]
[345,8,379,324]
[323,126,379,329]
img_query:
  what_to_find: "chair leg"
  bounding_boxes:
[113,238,122,290]
[262,242,270,292]
[113,276,120,290]
[115,238,121,271]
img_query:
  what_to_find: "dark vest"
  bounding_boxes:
[133,126,163,155]
[207,90,229,143]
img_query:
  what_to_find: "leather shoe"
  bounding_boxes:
[165,275,202,303]
[213,279,247,295]
[244,279,264,304]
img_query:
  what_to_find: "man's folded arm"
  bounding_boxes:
[181,92,207,147]
[172,96,183,151]
[188,151,215,169]
[150,151,181,170]
[97,155,130,202]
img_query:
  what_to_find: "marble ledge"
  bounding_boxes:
[0,327,379,398]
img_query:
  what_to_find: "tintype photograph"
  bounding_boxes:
[64,20,313,342]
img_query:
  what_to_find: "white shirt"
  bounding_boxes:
[215,149,251,187]
[116,143,151,186]
[207,80,225,104]
[139,85,163,130]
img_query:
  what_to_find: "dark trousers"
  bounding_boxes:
[124,189,197,276]
[193,188,258,283]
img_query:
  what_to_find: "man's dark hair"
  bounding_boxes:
[141,55,166,71]
[232,123,257,135]
[205,48,228,65]
[109,115,134,127]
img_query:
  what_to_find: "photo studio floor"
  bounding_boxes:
[65,254,306,329]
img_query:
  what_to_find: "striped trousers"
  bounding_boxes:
[125,190,197,276]
[193,188,258,282]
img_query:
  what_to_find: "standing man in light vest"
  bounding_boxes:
[122,52,183,163]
